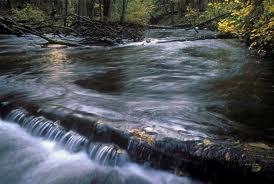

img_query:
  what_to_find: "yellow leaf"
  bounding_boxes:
[247,143,272,150]
[129,128,154,145]
[203,139,212,145]
[250,42,257,47]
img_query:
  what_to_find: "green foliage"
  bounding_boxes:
[182,0,241,26]
[181,0,273,56]
[246,0,273,56]
[126,0,155,24]
[12,4,46,23]
[216,0,250,34]
[184,8,200,25]
[215,0,273,56]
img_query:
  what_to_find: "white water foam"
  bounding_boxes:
[0,119,201,184]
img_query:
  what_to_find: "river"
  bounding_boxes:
[0,29,273,183]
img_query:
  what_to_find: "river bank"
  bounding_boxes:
[0,15,146,46]
[151,0,273,58]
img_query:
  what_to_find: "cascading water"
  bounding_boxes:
[0,119,195,184]
[87,143,128,166]
[4,108,129,166]
[6,109,66,141]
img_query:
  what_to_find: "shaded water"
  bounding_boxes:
[0,29,274,183]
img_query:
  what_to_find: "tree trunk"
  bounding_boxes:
[64,0,68,27]
[198,0,208,11]
[79,0,88,17]
[188,0,208,11]
[88,0,96,18]
[7,0,16,9]
[103,0,112,21]
[120,0,127,23]
[99,0,103,21]
[178,0,187,17]
[170,1,175,24]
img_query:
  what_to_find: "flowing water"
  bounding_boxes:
[5,108,128,166]
[0,119,192,184]
[0,29,273,183]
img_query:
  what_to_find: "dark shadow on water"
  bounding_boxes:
[74,69,125,94]
[208,59,274,142]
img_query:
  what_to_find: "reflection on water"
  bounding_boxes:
[48,48,67,63]
[46,44,68,49]
[46,48,72,83]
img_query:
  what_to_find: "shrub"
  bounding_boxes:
[12,4,46,23]
[215,0,273,56]
[126,0,155,24]
[183,0,273,56]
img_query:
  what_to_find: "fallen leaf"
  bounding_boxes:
[129,128,154,145]
[251,163,262,172]
[203,139,212,146]
[225,152,231,161]
[247,143,272,150]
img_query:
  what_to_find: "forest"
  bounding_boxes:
[0,0,273,55]
[0,1,273,184]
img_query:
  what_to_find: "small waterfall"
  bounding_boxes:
[3,108,128,166]
[59,131,88,152]
[6,109,66,141]
[87,143,129,166]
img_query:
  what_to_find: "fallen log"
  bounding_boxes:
[148,13,230,31]
[0,15,146,46]
[185,13,231,31]
[156,33,238,44]
[0,16,80,46]
[0,96,274,184]
[148,24,191,29]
